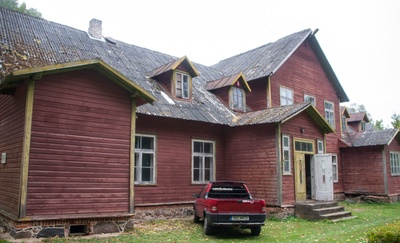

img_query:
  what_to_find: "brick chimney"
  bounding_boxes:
[88,19,102,39]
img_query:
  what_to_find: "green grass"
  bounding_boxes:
[35,202,400,242]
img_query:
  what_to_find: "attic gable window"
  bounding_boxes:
[231,86,245,111]
[304,94,316,106]
[280,86,293,106]
[176,72,190,99]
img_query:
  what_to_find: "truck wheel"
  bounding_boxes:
[251,226,261,236]
[193,208,200,223]
[203,216,213,235]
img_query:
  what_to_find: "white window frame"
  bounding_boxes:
[176,72,190,99]
[317,140,324,154]
[324,101,335,129]
[134,134,156,185]
[282,135,291,175]
[304,94,316,106]
[332,154,338,182]
[280,86,293,106]
[390,152,400,176]
[192,139,215,183]
[231,86,245,111]
[341,115,347,133]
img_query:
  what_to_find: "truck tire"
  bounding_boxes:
[251,226,261,236]
[203,216,213,235]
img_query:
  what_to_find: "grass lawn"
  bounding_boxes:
[35,202,400,242]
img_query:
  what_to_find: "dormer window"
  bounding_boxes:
[231,86,245,111]
[176,72,190,99]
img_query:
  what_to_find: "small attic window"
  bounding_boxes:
[175,72,190,99]
[230,86,246,111]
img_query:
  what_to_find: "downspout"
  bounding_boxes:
[382,146,388,195]
[19,78,35,218]
[275,122,282,206]
[129,98,137,214]
[267,75,272,108]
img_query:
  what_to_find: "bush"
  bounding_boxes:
[367,221,400,243]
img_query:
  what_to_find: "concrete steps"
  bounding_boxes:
[295,201,357,222]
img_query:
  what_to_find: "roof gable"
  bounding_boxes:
[231,103,335,133]
[0,59,156,104]
[206,72,251,92]
[348,112,370,123]
[151,56,200,79]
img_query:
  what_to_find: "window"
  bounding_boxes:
[324,101,335,129]
[192,140,215,183]
[294,140,314,153]
[176,72,190,99]
[231,86,245,111]
[134,134,156,184]
[282,135,291,174]
[317,140,324,154]
[341,116,347,132]
[280,86,293,106]
[304,94,316,106]
[390,152,400,176]
[361,121,366,131]
[332,154,338,182]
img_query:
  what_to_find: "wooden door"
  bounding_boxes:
[294,153,306,201]
[314,154,333,201]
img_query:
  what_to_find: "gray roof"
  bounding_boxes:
[212,29,349,102]
[212,29,312,81]
[345,129,399,147]
[0,8,345,127]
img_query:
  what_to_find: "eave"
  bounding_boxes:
[0,59,156,104]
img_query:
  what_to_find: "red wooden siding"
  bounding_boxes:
[387,140,400,195]
[0,84,27,218]
[281,110,326,205]
[26,69,133,217]
[224,124,278,206]
[246,77,268,110]
[135,115,226,206]
[342,146,385,195]
[209,86,230,108]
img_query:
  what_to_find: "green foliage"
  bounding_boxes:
[391,113,400,129]
[374,119,385,130]
[367,221,400,243]
[0,0,42,17]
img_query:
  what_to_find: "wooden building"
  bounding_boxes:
[0,7,399,239]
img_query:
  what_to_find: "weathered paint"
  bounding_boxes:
[19,78,35,218]
[130,99,136,214]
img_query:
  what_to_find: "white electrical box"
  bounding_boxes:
[1,153,6,164]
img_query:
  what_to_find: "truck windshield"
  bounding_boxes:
[207,185,250,199]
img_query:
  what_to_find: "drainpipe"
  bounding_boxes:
[382,146,388,195]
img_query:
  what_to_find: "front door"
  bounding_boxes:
[314,154,333,201]
[294,153,306,201]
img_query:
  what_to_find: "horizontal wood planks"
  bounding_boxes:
[387,140,400,195]
[0,84,27,218]
[26,69,132,217]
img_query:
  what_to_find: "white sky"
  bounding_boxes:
[22,0,400,127]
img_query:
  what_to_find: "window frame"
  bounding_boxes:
[390,152,400,176]
[324,101,335,129]
[134,134,156,185]
[304,94,316,106]
[332,154,338,182]
[317,140,324,154]
[341,115,347,133]
[192,139,216,184]
[282,135,291,175]
[280,86,294,106]
[230,86,245,111]
[175,71,190,99]
[294,138,315,154]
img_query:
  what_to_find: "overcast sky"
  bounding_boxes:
[22,0,400,127]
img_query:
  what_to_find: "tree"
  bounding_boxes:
[0,0,42,18]
[373,119,385,131]
[391,113,400,129]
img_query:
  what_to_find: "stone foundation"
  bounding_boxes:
[0,214,134,240]
[134,204,194,223]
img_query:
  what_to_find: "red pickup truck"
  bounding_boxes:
[193,181,266,236]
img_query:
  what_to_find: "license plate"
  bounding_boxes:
[230,216,249,221]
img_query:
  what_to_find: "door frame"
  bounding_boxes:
[293,138,315,202]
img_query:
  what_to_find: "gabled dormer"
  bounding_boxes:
[151,56,199,101]
[206,72,251,112]
[348,112,370,132]
[340,106,351,134]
